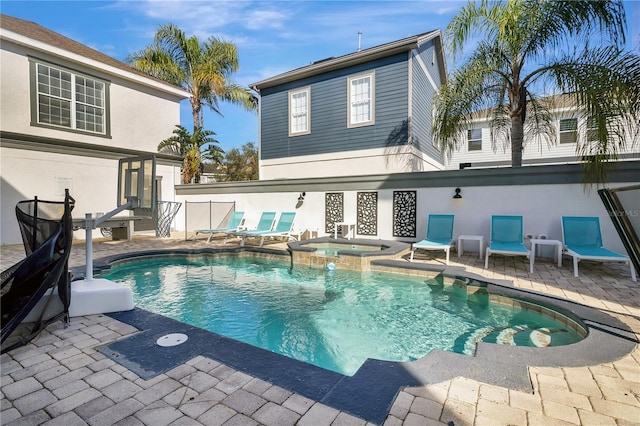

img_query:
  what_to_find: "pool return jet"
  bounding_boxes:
[69,156,158,317]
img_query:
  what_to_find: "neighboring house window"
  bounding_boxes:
[467,128,482,151]
[289,87,310,136]
[33,61,108,135]
[559,118,577,144]
[348,72,375,128]
[586,117,599,142]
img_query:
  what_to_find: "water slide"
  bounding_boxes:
[1,190,75,353]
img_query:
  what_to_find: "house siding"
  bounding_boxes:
[260,53,409,160]
[410,39,443,163]
[444,115,640,169]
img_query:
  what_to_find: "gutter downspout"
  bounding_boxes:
[251,85,262,180]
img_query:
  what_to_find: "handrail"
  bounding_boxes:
[598,186,640,275]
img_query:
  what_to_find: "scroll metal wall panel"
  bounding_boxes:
[357,191,378,236]
[325,192,344,234]
[393,190,417,238]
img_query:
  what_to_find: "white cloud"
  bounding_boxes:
[245,8,290,30]
[114,0,292,34]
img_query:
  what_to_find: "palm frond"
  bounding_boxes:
[446,0,490,55]
[522,95,556,152]
[433,41,512,157]
[128,23,254,128]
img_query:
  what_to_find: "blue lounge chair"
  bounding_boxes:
[194,211,245,243]
[235,212,296,247]
[562,216,637,282]
[485,215,530,269]
[226,211,276,245]
[410,214,455,265]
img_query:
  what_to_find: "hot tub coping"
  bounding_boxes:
[288,236,410,257]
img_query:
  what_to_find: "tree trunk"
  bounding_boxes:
[510,115,524,167]
[191,99,201,129]
[182,157,193,184]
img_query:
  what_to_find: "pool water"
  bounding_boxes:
[102,255,583,376]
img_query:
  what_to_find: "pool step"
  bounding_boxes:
[461,325,561,354]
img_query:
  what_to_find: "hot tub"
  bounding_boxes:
[288,237,410,270]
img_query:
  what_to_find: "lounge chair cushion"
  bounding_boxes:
[566,246,626,258]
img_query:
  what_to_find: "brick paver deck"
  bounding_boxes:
[2,234,639,425]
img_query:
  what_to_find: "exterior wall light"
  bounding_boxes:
[453,188,462,199]
[296,192,306,209]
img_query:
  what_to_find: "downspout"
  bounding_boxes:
[251,85,262,180]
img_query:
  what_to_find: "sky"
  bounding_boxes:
[2,0,639,153]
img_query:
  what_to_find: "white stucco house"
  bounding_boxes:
[0,14,190,245]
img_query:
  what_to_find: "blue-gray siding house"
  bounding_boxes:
[250,31,447,180]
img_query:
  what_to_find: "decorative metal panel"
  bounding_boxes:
[393,191,417,237]
[357,192,377,236]
[325,193,344,234]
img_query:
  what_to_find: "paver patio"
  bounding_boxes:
[1,234,639,425]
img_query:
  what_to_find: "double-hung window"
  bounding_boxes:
[33,61,108,135]
[559,118,577,144]
[467,128,482,151]
[289,87,310,136]
[348,72,374,128]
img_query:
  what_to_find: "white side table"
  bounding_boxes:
[529,238,563,273]
[295,228,319,241]
[458,235,484,259]
[334,222,356,240]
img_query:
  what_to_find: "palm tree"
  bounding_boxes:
[434,0,640,182]
[128,23,257,128]
[158,125,223,184]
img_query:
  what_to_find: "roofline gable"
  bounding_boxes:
[0,14,190,99]
[251,29,446,90]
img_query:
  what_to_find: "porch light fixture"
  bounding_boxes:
[296,192,306,209]
[453,188,462,199]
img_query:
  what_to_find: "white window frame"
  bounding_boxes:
[559,118,577,144]
[467,128,482,151]
[34,62,107,135]
[288,87,310,136]
[347,72,375,128]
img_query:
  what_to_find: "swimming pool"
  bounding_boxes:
[101,254,584,376]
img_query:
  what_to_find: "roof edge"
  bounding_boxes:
[251,30,440,90]
[0,18,189,99]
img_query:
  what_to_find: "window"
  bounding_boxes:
[33,62,107,135]
[289,87,310,136]
[586,117,599,142]
[559,118,577,144]
[348,72,374,127]
[467,128,482,151]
